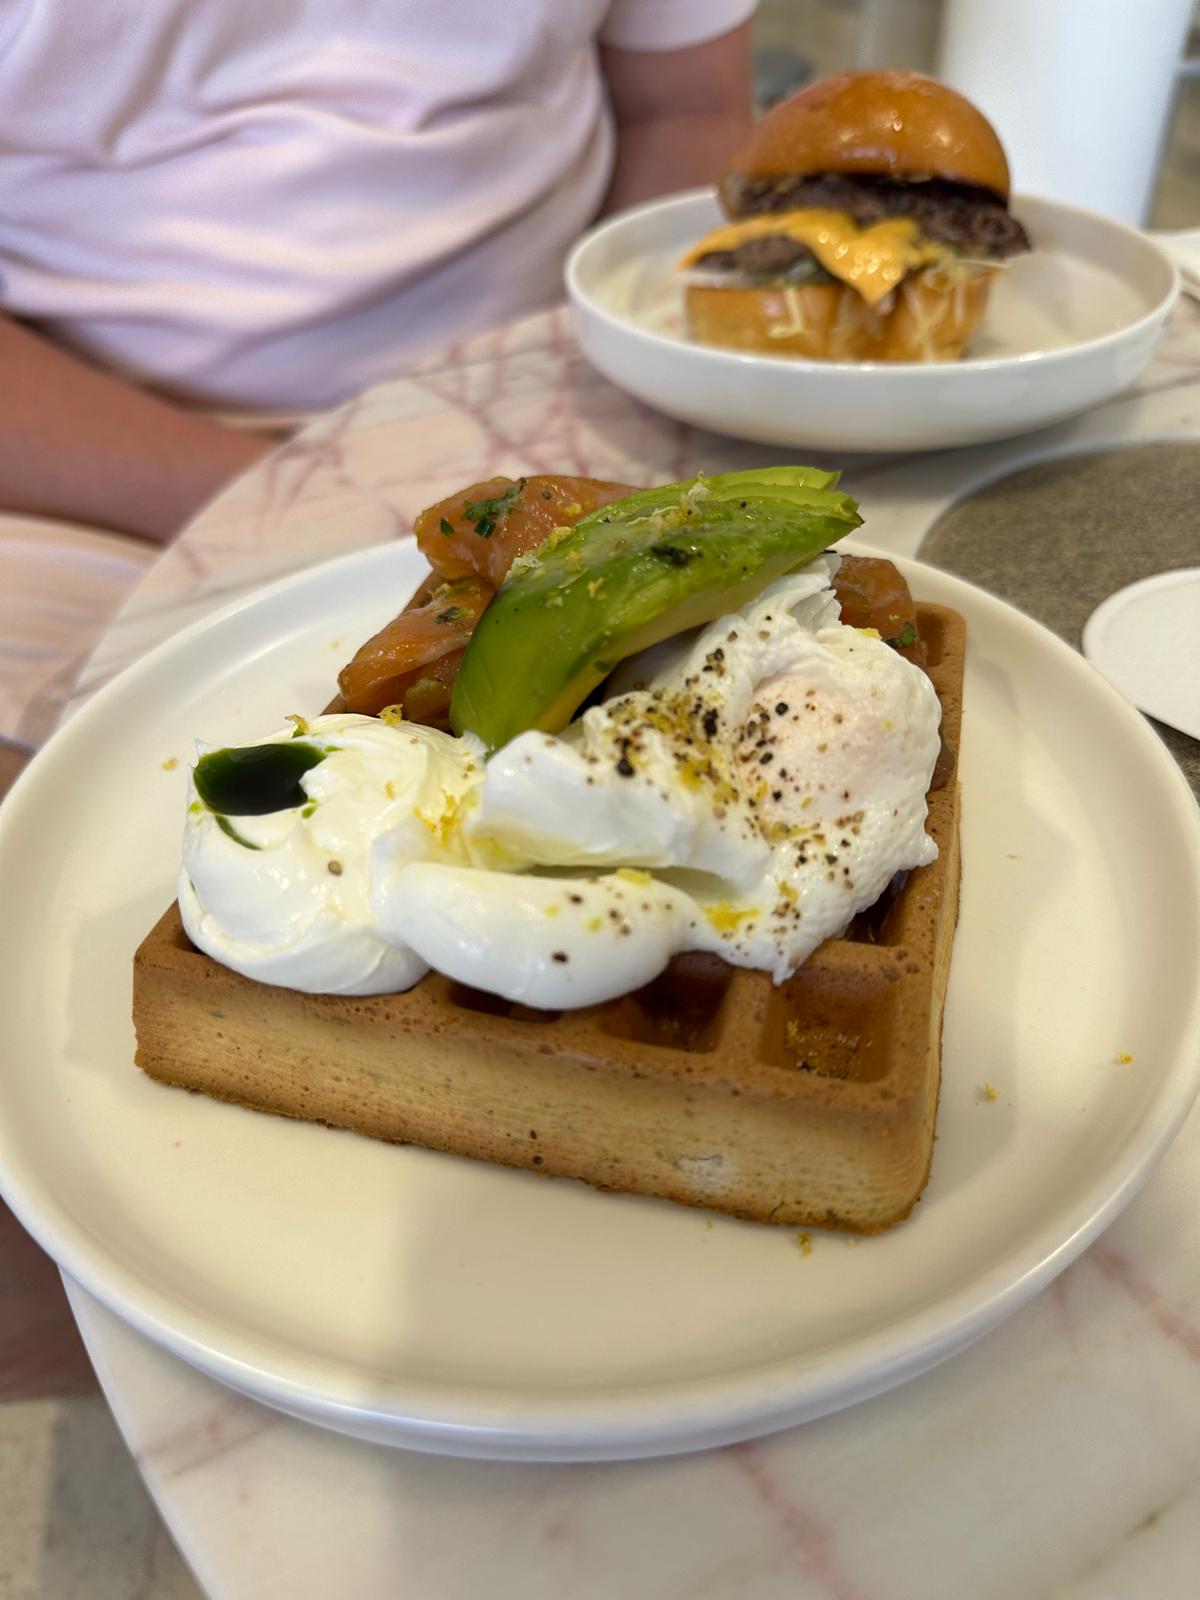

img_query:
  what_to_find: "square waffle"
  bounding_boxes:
[133,602,963,1234]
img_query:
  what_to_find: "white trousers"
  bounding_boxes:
[0,515,154,748]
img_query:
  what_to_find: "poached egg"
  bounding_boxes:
[180,556,942,1007]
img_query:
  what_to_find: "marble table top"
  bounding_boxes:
[68,299,1200,1599]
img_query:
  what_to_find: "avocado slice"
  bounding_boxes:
[577,464,843,527]
[449,468,861,750]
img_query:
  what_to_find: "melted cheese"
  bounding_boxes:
[680,209,949,309]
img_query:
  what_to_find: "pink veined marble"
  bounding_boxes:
[64,295,1200,1600]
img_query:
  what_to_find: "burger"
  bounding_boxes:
[679,70,1030,363]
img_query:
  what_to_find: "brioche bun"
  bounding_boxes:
[721,70,1011,208]
[684,269,996,364]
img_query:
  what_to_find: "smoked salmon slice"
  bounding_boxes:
[832,554,925,665]
[336,576,493,718]
[415,475,634,589]
[337,475,635,721]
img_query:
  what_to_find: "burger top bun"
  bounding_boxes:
[723,70,1011,200]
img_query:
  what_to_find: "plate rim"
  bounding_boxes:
[2,538,1199,1460]
[565,187,1181,379]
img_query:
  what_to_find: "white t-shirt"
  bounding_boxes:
[0,0,753,412]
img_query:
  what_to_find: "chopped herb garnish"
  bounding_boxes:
[463,478,525,538]
[436,606,464,624]
[439,517,456,536]
[886,620,918,650]
[649,542,697,567]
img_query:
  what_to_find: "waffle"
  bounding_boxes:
[133,602,963,1234]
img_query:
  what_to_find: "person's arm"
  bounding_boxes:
[598,20,754,217]
[0,315,274,544]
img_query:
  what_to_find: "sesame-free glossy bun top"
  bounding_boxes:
[724,70,1011,199]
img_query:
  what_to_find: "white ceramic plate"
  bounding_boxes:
[1,541,1198,1462]
[566,191,1178,452]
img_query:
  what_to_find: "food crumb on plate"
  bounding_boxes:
[795,1231,812,1256]
[161,757,178,771]
[1113,1051,1134,1065]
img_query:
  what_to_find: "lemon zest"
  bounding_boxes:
[704,902,758,934]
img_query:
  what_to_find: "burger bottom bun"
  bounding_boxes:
[684,270,995,363]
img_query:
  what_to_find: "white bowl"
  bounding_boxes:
[565,190,1178,453]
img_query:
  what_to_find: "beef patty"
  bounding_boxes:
[691,235,830,278]
[717,171,1030,259]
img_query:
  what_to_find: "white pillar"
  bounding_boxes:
[937,0,1195,223]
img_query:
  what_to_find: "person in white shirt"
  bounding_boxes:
[1,0,756,1397]
[0,0,755,748]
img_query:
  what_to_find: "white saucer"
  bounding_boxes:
[566,190,1178,452]
[1082,569,1200,740]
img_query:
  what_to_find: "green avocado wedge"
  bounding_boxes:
[449,467,861,751]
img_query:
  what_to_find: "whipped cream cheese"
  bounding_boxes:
[179,717,483,996]
[180,557,942,1008]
